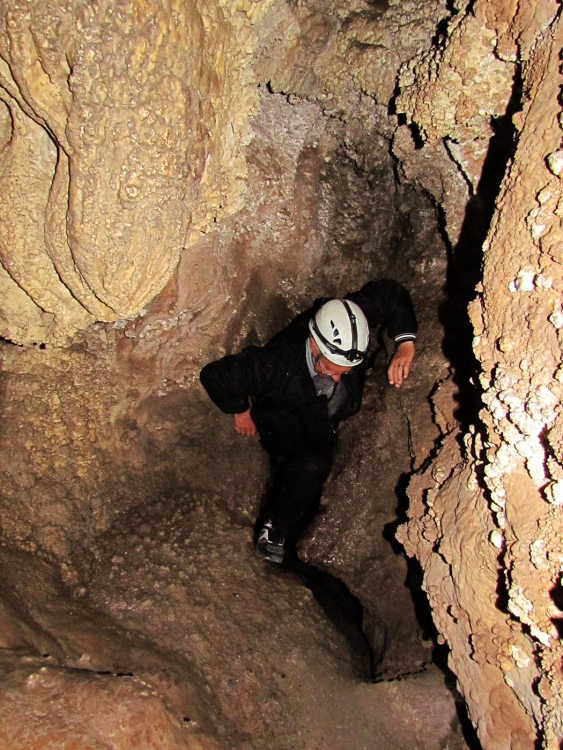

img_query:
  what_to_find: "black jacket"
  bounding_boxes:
[200,280,417,443]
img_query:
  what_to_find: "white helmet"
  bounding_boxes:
[309,299,369,367]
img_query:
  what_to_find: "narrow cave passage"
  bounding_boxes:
[0,98,476,749]
[78,428,472,750]
[1,0,557,748]
[77,177,473,746]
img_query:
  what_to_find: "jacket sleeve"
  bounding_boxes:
[346,280,418,345]
[200,346,276,414]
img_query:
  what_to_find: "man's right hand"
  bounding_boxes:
[234,409,257,437]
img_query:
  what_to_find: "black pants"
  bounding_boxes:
[257,416,335,539]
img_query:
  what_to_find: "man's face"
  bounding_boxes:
[310,338,352,382]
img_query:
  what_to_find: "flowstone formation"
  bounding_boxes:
[397,1,563,748]
[0,0,272,345]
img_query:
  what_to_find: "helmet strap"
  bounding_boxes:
[341,299,358,352]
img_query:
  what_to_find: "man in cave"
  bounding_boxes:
[200,280,417,564]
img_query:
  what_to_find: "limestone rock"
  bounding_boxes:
[0,0,272,345]
[398,434,539,749]
[0,664,205,750]
[394,0,523,246]
[400,3,563,747]
[3,0,563,746]
[255,0,447,108]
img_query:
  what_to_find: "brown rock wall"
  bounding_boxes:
[7,0,563,746]
[0,546,221,749]
[0,7,462,740]
[0,0,272,344]
[0,544,467,750]
[399,2,563,748]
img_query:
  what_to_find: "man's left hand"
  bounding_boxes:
[388,341,415,388]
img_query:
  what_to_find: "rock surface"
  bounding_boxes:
[0,0,272,344]
[0,525,468,750]
[0,0,461,738]
[397,1,563,748]
[2,0,562,748]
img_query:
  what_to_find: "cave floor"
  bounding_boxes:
[0,489,470,750]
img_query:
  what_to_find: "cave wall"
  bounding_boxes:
[0,0,273,345]
[0,2,460,744]
[1,0,563,747]
[397,1,563,748]
[0,0,450,347]
[0,0,449,575]
[0,6,460,730]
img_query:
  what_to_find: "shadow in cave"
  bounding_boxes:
[549,579,563,640]
[438,66,523,431]
[282,546,373,680]
[433,642,484,750]
[251,509,370,678]
[252,486,371,679]
[276,543,482,748]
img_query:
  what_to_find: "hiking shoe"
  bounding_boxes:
[257,521,285,564]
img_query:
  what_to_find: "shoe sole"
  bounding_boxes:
[256,545,284,564]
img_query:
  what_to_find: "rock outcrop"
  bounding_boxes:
[397,1,563,747]
[0,0,272,345]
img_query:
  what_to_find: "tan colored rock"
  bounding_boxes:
[473,9,563,744]
[397,2,515,147]
[392,125,469,246]
[255,0,447,108]
[398,434,539,749]
[0,0,273,345]
[393,0,540,246]
[401,3,563,748]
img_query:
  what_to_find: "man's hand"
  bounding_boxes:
[234,408,257,437]
[388,341,415,388]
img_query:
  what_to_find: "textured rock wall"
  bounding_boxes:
[0,0,449,347]
[398,1,563,748]
[394,0,518,245]
[0,0,449,553]
[6,0,563,747]
[0,0,455,725]
[0,0,272,345]
[0,544,468,750]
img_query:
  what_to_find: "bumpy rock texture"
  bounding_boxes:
[397,1,563,748]
[0,0,273,344]
[1,0,562,748]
